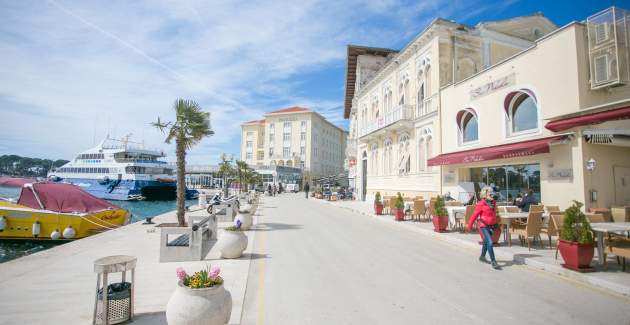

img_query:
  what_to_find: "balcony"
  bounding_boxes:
[415,94,438,118]
[358,104,414,139]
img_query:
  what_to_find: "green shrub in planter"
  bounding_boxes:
[434,195,448,217]
[374,192,382,205]
[560,201,593,244]
[394,192,404,209]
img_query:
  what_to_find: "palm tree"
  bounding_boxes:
[235,160,250,193]
[217,156,234,197]
[153,99,213,227]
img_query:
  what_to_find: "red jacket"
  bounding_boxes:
[467,200,497,230]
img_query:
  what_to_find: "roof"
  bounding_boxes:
[241,119,265,125]
[267,106,310,114]
[344,45,398,119]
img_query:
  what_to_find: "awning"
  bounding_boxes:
[427,135,571,166]
[545,106,630,132]
[584,128,630,147]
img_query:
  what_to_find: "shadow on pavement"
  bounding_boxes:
[251,223,302,231]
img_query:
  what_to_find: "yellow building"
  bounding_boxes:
[344,14,556,201]
[434,7,630,211]
[241,107,347,179]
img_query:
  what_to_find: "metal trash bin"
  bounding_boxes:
[96,282,131,324]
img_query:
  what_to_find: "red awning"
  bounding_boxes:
[427,135,570,166]
[545,106,630,132]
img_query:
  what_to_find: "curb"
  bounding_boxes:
[319,199,630,298]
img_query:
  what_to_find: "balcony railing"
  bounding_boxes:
[415,94,438,118]
[358,104,414,138]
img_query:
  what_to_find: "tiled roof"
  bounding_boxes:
[242,119,265,125]
[267,106,310,114]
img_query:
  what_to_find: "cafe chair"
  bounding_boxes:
[546,206,560,213]
[540,212,559,249]
[413,199,426,222]
[585,213,605,223]
[529,204,545,213]
[509,211,543,250]
[549,212,566,259]
[604,234,630,271]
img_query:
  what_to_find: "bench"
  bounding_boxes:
[159,214,218,262]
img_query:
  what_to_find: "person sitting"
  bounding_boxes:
[443,191,455,201]
[517,189,538,212]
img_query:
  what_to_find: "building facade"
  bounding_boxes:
[433,7,630,211]
[241,106,347,179]
[344,14,556,201]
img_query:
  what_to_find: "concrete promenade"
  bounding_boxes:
[0,205,260,325]
[324,198,630,297]
[241,193,630,325]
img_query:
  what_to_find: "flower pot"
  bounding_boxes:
[166,281,232,325]
[218,230,248,259]
[478,226,502,245]
[374,203,384,215]
[235,213,253,230]
[432,215,449,232]
[558,239,595,272]
[394,208,405,221]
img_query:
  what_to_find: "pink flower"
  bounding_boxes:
[209,266,220,280]
[176,267,188,281]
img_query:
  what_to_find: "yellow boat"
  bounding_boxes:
[0,178,129,241]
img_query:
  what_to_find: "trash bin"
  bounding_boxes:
[95,282,131,325]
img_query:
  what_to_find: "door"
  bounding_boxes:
[361,157,368,201]
[614,166,630,205]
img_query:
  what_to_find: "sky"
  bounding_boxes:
[0,0,625,164]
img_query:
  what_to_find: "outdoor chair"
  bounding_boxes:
[413,199,426,222]
[455,205,475,232]
[540,212,559,249]
[611,206,630,222]
[388,197,397,215]
[509,211,543,250]
[505,206,520,213]
[590,208,612,222]
[585,213,605,223]
[428,199,437,218]
[549,212,566,259]
[546,206,560,213]
[604,235,630,271]
[383,197,392,214]
[529,204,545,213]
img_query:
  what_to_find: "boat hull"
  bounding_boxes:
[50,178,197,201]
[0,201,129,240]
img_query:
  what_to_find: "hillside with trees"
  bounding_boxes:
[0,155,69,178]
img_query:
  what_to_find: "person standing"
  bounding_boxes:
[278,183,283,194]
[466,186,500,270]
[304,182,310,199]
[272,184,277,196]
[517,189,538,212]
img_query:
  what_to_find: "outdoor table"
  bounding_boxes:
[499,212,529,243]
[590,222,630,265]
[446,206,466,229]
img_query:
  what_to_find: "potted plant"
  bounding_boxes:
[558,201,595,272]
[374,192,384,215]
[217,220,248,259]
[166,265,232,325]
[393,192,405,221]
[432,195,449,232]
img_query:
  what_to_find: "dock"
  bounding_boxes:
[0,207,257,324]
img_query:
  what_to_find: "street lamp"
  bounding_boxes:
[586,158,597,204]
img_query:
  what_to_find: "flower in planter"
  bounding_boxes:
[177,265,224,289]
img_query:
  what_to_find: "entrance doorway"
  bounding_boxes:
[361,152,367,201]
[614,166,630,205]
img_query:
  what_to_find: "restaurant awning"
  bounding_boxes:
[427,135,571,166]
[545,106,630,132]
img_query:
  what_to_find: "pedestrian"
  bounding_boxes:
[278,183,283,194]
[517,189,538,212]
[466,186,500,270]
[304,182,310,199]
[273,184,277,196]
[267,184,272,196]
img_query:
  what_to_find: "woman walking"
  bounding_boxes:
[466,186,500,270]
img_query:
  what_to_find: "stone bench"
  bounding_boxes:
[159,214,217,262]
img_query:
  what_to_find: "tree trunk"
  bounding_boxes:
[176,138,186,227]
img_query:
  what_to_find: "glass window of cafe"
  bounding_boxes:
[470,163,540,203]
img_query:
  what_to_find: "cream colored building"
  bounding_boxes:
[434,7,630,211]
[241,106,347,179]
[344,14,556,201]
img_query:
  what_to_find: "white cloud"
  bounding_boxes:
[0,0,509,163]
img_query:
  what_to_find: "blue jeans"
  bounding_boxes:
[480,226,496,262]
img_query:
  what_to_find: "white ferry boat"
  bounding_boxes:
[48,136,198,201]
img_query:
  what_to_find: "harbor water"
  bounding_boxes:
[0,185,196,263]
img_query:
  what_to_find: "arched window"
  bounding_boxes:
[383,139,392,175]
[456,108,479,144]
[370,143,378,175]
[399,78,409,105]
[398,134,410,174]
[425,136,433,171]
[505,90,539,134]
[418,138,425,172]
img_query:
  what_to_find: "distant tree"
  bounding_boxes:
[153,99,213,227]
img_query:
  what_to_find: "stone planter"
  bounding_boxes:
[166,281,232,325]
[239,204,252,213]
[235,213,253,230]
[218,230,248,259]
[558,240,594,272]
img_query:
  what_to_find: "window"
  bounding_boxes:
[300,146,306,155]
[398,134,410,174]
[269,132,274,142]
[283,121,291,129]
[269,123,274,131]
[283,147,290,158]
[383,139,392,175]
[283,133,291,141]
[257,151,264,160]
[425,136,433,171]
[269,147,274,157]
[300,132,306,141]
[246,152,253,160]
[370,143,378,175]
[301,121,307,129]
[506,91,538,134]
[246,131,253,139]
[246,141,253,148]
[457,109,479,144]
[418,138,425,172]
